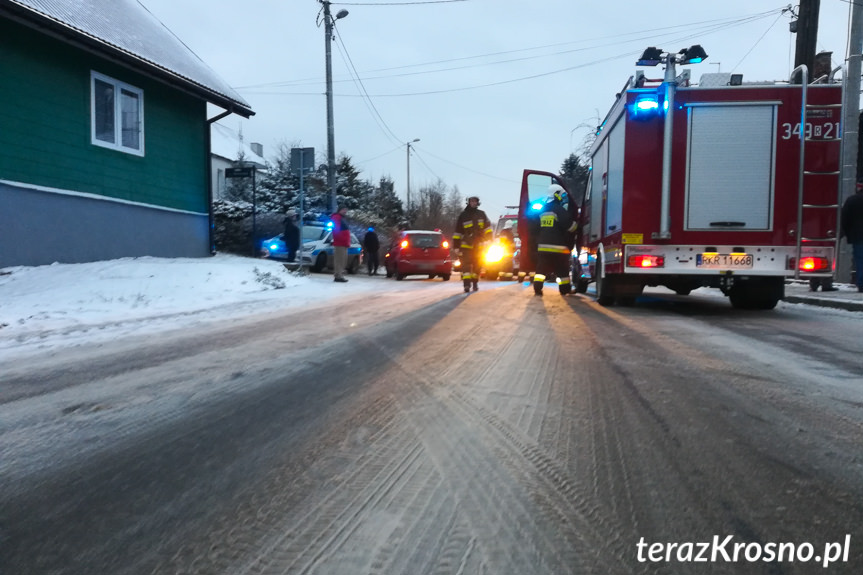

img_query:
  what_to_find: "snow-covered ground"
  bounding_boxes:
[4,254,856,366]
[0,255,390,362]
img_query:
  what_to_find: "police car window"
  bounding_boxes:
[302,226,327,241]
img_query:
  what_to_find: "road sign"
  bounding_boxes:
[290,147,315,174]
[225,167,254,178]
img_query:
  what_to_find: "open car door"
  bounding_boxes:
[517,170,578,274]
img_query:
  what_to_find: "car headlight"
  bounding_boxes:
[484,244,505,264]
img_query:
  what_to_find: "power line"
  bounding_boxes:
[238,10,783,97]
[417,148,518,183]
[731,12,786,72]
[407,147,445,183]
[333,25,404,146]
[236,8,782,91]
[334,0,467,4]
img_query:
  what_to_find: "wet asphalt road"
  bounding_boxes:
[1,281,862,574]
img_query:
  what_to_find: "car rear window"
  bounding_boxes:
[408,233,442,248]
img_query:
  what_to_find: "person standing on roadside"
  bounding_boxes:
[363,226,380,275]
[331,206,351,283]
[283,209,301,263]
[841,182,863,292]
[453,196,492,293]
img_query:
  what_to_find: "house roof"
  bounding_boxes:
[211,123,267,168]
[0,0,254,118]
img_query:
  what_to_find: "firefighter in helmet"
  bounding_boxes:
[453,195,493,293]
[499,219,516,253]
[530,184,577,296]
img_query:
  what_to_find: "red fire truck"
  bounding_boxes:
[519,59,843,309]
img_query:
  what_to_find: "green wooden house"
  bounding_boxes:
[0,0,254,267]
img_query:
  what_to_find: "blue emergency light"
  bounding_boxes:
[636,98,659,111]
[631,96,662,120]
[531,201,544,211]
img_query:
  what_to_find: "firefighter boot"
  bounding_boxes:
[559,283,571,296]
[533,280,543,296]
[463,279,471,293]
[472,280,478,292]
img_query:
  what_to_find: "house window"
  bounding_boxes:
[91,72,144,156]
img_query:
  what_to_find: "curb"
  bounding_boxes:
[782,295,863,312]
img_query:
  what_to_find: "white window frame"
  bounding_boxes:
[90,71,145,156]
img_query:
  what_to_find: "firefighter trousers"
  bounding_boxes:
[460,247,481,291]
[533,251,571,295]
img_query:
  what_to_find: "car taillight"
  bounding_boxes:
[798,256,830,272]
[400,240,409,249]
[627,254,665,268]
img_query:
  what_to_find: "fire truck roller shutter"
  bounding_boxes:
[685,103,776,231]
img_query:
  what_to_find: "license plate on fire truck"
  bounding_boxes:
[696,253,753,269]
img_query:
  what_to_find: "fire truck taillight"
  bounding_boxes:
[627,254,665,268]
[797,256,830,272]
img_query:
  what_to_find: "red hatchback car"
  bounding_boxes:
[385,230,453,281]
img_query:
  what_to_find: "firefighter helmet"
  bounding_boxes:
[548,184,566,203]
[466,196,481,206]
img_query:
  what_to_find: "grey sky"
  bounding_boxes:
[139,0,852,220]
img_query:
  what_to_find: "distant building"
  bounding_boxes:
[0,0,254,267]
[210,123,267,201]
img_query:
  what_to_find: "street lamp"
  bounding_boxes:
[321,1,348,213]
[406,138,419,210]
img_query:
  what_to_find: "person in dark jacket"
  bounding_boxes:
[453,196,493,293]
[331,206,351,282]
[841,183,863,292]
[283,209,301,262]
[530,184,577,296]
[363,227,380,275]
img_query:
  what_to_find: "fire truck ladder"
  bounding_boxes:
[794,65,843,281]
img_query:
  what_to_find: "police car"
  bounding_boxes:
[262,222,362,274]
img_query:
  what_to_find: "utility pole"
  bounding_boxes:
[405,138,419,211]
[792,0,820,83]
[838,2,863,283]
[320,1,347,213]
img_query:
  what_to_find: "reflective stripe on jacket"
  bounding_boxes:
[531,201,575,255]
[453,206,492,250]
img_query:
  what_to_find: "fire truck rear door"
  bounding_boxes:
[685,103,777,231]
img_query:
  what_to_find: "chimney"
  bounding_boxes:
[814,51,833,80]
